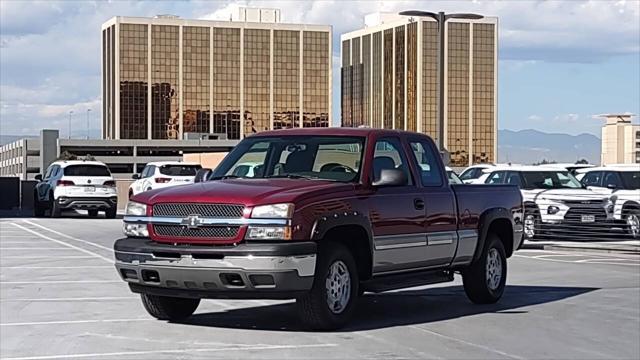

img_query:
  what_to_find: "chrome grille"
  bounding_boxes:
[153,203,244,218]
[154,225,240,239]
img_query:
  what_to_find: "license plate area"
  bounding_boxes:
[581,215,595,223]
[84,186,96,193]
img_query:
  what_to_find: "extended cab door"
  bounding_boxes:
[368,136,430,273]
[407,138,458,267]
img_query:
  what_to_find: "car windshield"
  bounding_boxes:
[212,136,365,182]
[521,171,582,189]
[620,171,640,190]
[448,171,463,184]
[159,164,202,176]
[63,165,111,176]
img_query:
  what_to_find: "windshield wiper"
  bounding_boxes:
[209,175,241,180]
[266,174,320,180]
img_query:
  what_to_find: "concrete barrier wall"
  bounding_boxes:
[116,180,133,210]
[0,177,20,210]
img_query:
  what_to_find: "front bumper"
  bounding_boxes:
[57,196,117,210]
[114,237,317,299]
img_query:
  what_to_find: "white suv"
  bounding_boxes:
[34,160,118,218]
[129,161,202,198]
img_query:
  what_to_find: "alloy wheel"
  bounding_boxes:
[486,248,503,291]
[325,260,351,314]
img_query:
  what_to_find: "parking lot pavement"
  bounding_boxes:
[1,217,639,360]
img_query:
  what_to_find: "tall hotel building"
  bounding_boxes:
[102,9,331,140]
[341,13,497,166]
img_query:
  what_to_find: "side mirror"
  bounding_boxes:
[194,168,213,183]
[372,169,408,187]
[131,173,140,180]
[35,174,43,181]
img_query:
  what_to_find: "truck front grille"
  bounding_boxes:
[153,203,244,218]
[154,225,240,239]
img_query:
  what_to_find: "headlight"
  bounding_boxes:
[123,223,149,237]
[251,203,294,219]
[125,201,147,216]
[547,206,560,215]
[245,226,291,240]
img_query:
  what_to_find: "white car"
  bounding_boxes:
[446,167,463,184]
[129,162,202,198]
[482,166,613,240]
[576,165,640,238]
[459,164,495,184]
[34,160,118,218]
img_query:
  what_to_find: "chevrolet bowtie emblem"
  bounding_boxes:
[182,214,203,229]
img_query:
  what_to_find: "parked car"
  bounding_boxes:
[34,160,117,218]
[576,166,640,238]
[115,128,523,330]
[129,162,202,198]
[459,164,494,184]
[544,163,596,176]
[482,166,614,240]
[446,166,463,184]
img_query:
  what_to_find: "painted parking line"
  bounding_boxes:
[10,223,112,263]
[1,343,337,360]
[0,296,137,302]
[1,280,121,284]
[1,256,97,259]
[0,247,77,250]
[1,265,113,269]
[514,254,640,266]
[0,318,153,327]
[22,220,114,252]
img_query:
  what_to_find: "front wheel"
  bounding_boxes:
[105,207,117,219]
[140,294,200,321]
[296,242,359,330]
[625,209,640,239]
[88,210,99,217]
[462,234,507,304]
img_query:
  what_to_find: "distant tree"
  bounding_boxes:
[575,158,589,164]
[57,151,77,160]
[84,154,96,161]
[533,159,557,165]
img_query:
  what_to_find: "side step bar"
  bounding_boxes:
[361,269,454,293]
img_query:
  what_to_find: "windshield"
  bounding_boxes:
[521,171,582,189]
[212,136,365,182]
[63,165,111,177]
[620,171,640,190]
[448,171,463,184]
[459,167,486,180]
[159,164,202,176]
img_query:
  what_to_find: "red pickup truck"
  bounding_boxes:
[115,128,523,330]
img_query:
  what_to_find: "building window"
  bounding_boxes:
[151,25,179,140]
[341,39,352,127]
[303,31,329,128]
[244,29,270,135]
[447,22,470,167]
[383,29,393,129]
[213,27,241,139]
[472,23,495,164]
[394,25,405,130]
[183,26,210,135]
[422,21,438,144]
[273,30,300,130]
[407,22,417,132]
[362,34,371,128]
[372,31,382,128]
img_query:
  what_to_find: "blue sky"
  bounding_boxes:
[0,0,638,138]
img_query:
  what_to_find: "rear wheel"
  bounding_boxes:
[296,242,359,330]
[625,209,640,239]
[140,294,200,321]
[88,210,99,217]
[462,233,507,304]
[105,207,117,219]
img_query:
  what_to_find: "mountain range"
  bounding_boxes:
[498,129,600,165]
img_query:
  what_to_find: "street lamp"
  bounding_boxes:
[399,10,483,151]
[68,110,74,139]
[86,109,92,140]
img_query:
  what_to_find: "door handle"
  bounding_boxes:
[414,198,425,210]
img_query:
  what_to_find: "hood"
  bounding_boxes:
[522,188,608,202]
[132,178,355,207]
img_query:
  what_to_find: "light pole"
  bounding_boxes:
[399,10,483,151]
[86,109,92,140]
[68,110,74,139]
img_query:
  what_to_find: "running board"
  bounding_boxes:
[361,269,454,293]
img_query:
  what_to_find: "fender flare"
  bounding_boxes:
[310,211,375,269]
[473,207,515,262]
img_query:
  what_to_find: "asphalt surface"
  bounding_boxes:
[1,214,639,360]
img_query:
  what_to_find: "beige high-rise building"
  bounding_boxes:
[340,13,497,167]
[599,114,640,165]
[102,8,332,141]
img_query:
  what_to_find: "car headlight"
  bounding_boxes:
[245,226,291,240]
[123,223,149,238]
[547,206,560,215]
[251,203,294,219]
[125,201,147,216]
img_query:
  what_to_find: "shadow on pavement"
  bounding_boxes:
[183,285,598,332]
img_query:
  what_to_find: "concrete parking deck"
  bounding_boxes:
[1,216,639,359]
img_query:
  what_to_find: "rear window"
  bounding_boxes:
[63,165,111,177]
[620,171,640,190]
[159,165,202,176]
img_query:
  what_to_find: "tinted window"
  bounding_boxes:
[409,141,443,186]
[619,171,640,190]
[581,171,602,187]
[44,165,55,179]
[506,172,523,187]
[159,165,202,176]
[521,171,582,189]
[486,171,507,184]
[603,172,623,189]
[63,165,111,176]
[460,168,480,180]
[373,138,412,185]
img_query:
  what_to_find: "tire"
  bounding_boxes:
[296,242,359,330]
[49,195,61,218]
[625,209,640,239]
[33,193,45,217]
[105,207,117,219]
[88,210,99,217]
[462,233,507,304]
[140,294,200,321]
[128,190,133,199]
